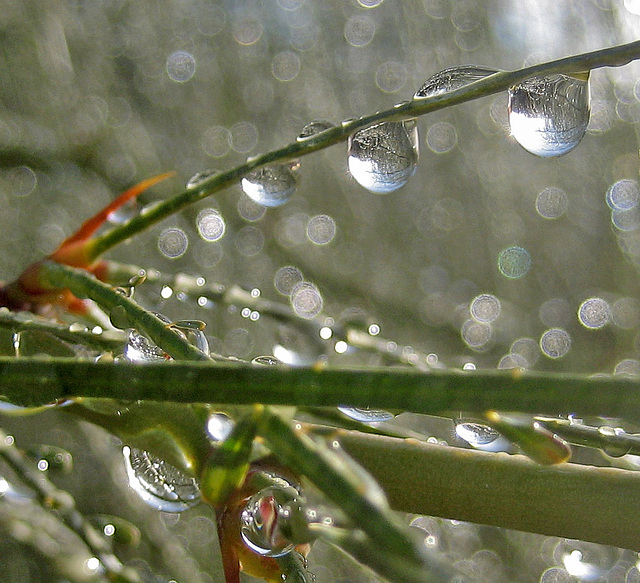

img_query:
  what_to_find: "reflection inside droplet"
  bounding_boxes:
[414,65,498,98]
[123,446,200,512]
[455,422,509,452]
[347,120,418,194]
[508,74,590,157]
[241,165,297,207]
[337,407,394,423]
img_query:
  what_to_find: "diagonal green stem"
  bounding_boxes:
[88,40,640,259]
[38,261,210,362]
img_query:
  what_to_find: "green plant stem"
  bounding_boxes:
[337,429,640,551]
[38,261,210,362]
[1,358,640,421]
[88,41,640,259]
[0,308,126,352]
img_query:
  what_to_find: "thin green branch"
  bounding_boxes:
[2,357,640,421]
[0,308,126,352]
[89,41,640,258]
[38,261,211,362]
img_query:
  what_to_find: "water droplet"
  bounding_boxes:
[275,266,304,296]
[470,294,501,323]
[123,446,200,512]
[536,186,569,219]
[306,214,336,245]
[124,329,168,362]
[297,120,335,141]
[540,328,572,359]
[511,337,540,367]
[606,179,640,211]
[414,65,498,98]
[498,246,531,279]
[290,282,323,319]
[252,355,280,366]
[273,324,325,367]
[508,74,590,157]
[166,51,196,83]
[455,422,509,452]
[578,297,610,329]
[158,228,188,259]
[170,320,210,355]
[26,445,73,474]
[89,515,141,547]
[241,165,297,207]
[186,169,219,190]
[347,120,419,194]
[337,407,394,423]
[557,540,620,581]
[107,199,138,225]
[206,413,235,443]
[240,483,299,557]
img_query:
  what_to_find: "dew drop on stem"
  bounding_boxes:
[347,120,418,194]
[123,446,201,512]
[414,65,499,98]
[297,120,335,142]
[508,73,590,157]
[240,481,300,557]
[186,169,219,190]
[241,164,297,207]
[455,421,510,452]
[337,407,394,423]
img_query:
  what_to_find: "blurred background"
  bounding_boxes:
[2,0,640,581]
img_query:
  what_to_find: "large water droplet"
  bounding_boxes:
[455,422,510,452]
[240,482,299,558]
[123,446,200,512]
[414,65,498,98]
[206,412,235,443]
[337,407,394,423]
[347,120,418,194]
[508,74,590,157]
[241,165,297,207]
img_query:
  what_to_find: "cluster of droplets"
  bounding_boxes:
[183,64,589,213]
[122,313,210,362]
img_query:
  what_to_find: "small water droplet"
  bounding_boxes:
[27,445,73,474]
[240,483,299,558]
[455,422,509,452]
[347,120,418,194]
[290,282,323,319]
[557,540,620,581]
[414,65,499,98]
[206,413,235,443]
[540,328,572,359]
[107,199,138,225]
[508,74,590,157]
[186,169,219,190]
[498,246,531,279]
[578,297,610,329]
[470,293,501,323]
[170,320,210,355]
[252,355,280,366]
[337,407,394,423]
[273,324,325,367]
[196,208,226,241]
[123,446,200,512]
[297,120,335,141]
[241,165,297,207]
